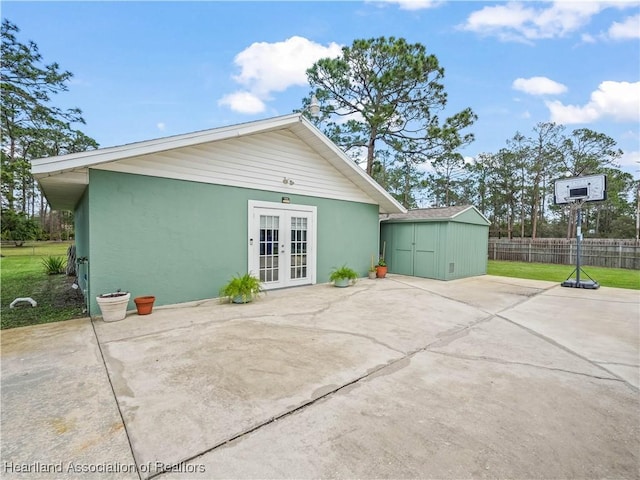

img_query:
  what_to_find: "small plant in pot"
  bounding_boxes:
[329,264,358,288]
[368,254,377,280]
[219,273,263,304]
[376,258,388,278]
[96,289,130,322]
[376,241,388,278]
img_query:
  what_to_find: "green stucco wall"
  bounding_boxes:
[85,169,378,315]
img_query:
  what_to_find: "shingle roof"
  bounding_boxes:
[380,205,490,224]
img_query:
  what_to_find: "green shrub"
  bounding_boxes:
[329,264,359,282]
[219,273,263,303]
[42,256,66,275]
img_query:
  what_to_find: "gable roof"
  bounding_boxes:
[32,114,406,214]
[380,205,490,225]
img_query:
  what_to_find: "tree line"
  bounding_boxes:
[303,37,637,239]
[1,23,637,244]
[420,123,636,239]
[1,19,97,244]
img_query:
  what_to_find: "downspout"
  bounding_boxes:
[76,257,89,315]
[378,213,390,260]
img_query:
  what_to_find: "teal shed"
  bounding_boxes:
[380,205,490,280]
[32,114,405,316]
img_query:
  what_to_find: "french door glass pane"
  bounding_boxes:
[290,216,308,280]
[259,215,279,282]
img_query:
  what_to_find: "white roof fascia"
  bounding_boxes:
[297,116,406,214]
[32,114,302,176]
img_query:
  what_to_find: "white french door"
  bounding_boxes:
[248,201,317,290]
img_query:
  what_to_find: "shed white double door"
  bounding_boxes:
[248,201,317,290]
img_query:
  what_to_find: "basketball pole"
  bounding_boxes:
[561,200,599,289]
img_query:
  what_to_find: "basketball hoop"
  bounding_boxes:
[554,174,607,290]
[554,174,607,205]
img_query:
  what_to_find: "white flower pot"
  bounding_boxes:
[96,292,130,322]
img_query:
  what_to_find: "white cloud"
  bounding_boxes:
[621,128,640,141]
[156,122,166,131]
[376,0,442,11]
[608,13,640,40]
[220,36,342,113]
[218,91,266,114]
[618,150,640,169]
[546,81,640,124]
[513,76,568,96]
[459,1,632,42]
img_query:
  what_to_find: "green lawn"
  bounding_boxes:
[1,241,86,329]
[0,241,73,257]
[488,260,640,290]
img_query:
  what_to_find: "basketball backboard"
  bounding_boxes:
[554,174,607,205]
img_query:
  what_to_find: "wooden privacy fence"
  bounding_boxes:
[488,238,640,270]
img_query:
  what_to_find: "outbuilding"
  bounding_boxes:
[32,114,405,315]
[380,205,490,280]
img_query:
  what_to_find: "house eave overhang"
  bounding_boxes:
[32,113,406,214]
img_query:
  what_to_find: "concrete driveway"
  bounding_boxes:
[2,275,639,479]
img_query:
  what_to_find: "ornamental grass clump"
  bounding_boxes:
[41,256,66,275]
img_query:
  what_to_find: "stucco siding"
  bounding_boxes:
[86,169,378,315]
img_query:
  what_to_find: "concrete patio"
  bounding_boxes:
[2,275,639,479]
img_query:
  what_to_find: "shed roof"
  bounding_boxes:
[380,205,490,225]
[32,113,406,214]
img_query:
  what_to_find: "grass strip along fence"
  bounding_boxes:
[488,260,640,290]
[489,238,640,270]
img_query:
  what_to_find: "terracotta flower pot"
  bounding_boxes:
[376,265,388,278]
[134,296,156,315]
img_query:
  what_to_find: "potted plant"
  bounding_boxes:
[376,241,388,278]
[368,254,377,279]
[134,295,156,315]
[96,290,130,322]
[329,264,359,288]
[376,258,388,278]
[219,273,263,304]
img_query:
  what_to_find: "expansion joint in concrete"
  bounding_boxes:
[148,308,496,478]
[497,314,639,392]
[147,354,408,479]
[89,319,143,480]
[427,349,628,383]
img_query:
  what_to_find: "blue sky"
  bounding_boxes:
[4,1,640,176]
